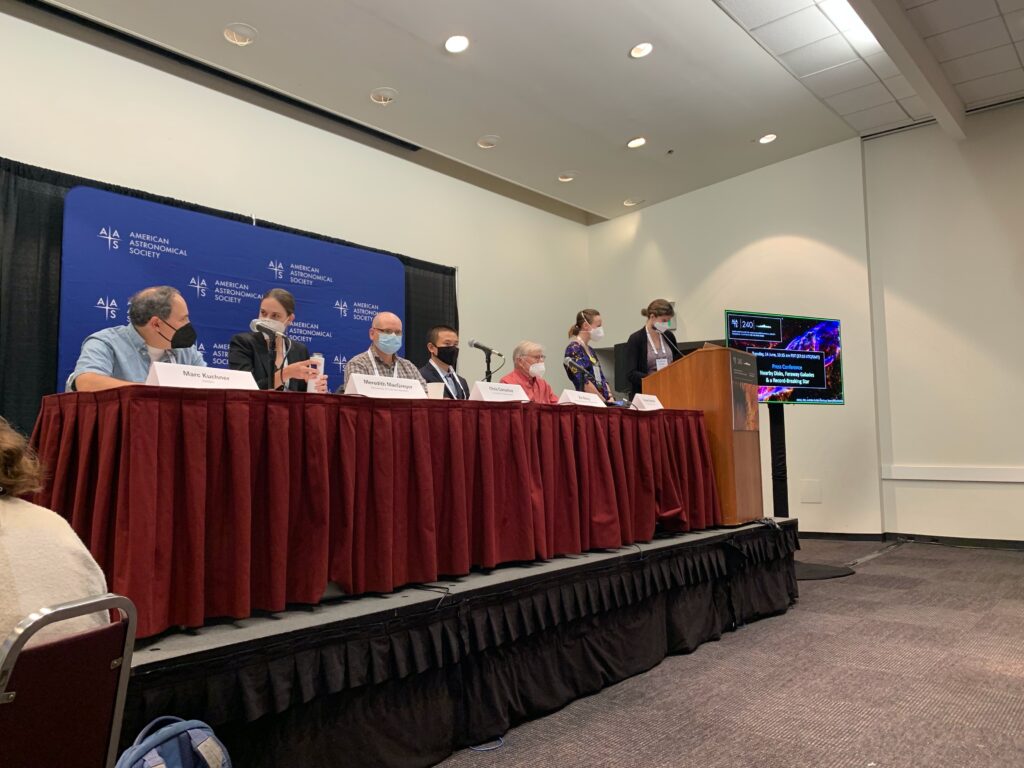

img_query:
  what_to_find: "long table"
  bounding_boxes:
[31,387,721,637]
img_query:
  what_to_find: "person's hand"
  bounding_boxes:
[282,360,319,381]
[314,375,329,393]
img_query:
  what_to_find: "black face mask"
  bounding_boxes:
[159,320,198,349]
[435,346,459,367]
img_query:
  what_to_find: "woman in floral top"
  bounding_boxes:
[563,308,613,402]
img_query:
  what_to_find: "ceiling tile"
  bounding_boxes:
[801,59,879,97]
[1007,10,1024,41]
[925,17,1011,61]
[997,0,1024,13]
[717,0,815,30]
[899,95,932,119]
[843,27,885,57]
[779,33,857,76]
[843,101,911,131]
[955,67,1024,103]
[864,51,901,79]
[1018,41,1024,60]
[825,81,896,114]
[817,0,864,31]
[752,6,837,55]
[941,44,1021,84]
[901,0,935,9]
[883,75,917,99]
[906,0,1000,37]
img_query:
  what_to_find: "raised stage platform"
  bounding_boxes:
[122,520,799,768]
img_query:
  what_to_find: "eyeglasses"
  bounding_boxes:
[373,327,403,336]
[526,354,546,361]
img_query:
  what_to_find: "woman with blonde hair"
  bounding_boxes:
[563,308,613,402]
[0,417,108,643]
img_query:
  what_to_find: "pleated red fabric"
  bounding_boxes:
[31,388,720,637]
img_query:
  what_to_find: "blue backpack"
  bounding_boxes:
[116,716,232,768]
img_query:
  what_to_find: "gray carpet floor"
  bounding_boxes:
[440,538,1024,768]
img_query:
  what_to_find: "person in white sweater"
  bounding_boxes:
[0,417,108,645]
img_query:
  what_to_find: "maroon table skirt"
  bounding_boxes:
[31,387,720,637]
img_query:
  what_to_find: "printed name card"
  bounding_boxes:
[631,393,664,411]
[146,362,258,390]
[344,373,426,399]
[469,381,529,402]
[558,389,607,408]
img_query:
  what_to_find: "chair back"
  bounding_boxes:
[0,594,137,768]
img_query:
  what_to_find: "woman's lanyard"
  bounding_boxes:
[646,330,667,356]
[429,359,464,398]
[578,340,606,387]
[369,346,399,378]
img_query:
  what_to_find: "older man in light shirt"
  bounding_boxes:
[340,311,428,392]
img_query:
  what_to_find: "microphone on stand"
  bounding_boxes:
[250,319,288,338]
[656,329,684,357]
[563,356,596,383]
[468,339,504,357]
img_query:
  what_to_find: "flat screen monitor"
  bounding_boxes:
[724,310,844,405]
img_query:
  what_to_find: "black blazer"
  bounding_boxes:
[623,327,682,399]
[419,361,470,399]
[228,332,311,391]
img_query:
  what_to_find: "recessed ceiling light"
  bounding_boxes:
[445,35,470,53]
[557,172,577,183]
[223,23,257,47]
[758,133,777,144]
[626,137,647,149]
[623,198,645,207]
[477,134,501,149]
[629,42,654,59]
[370,87,398,106]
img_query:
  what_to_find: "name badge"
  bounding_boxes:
[469,381,530,402]
[631,393,664,411]
[558,389,607,408]
[344,373,426,399]
[146,362,258,390]
[655,358,669,371]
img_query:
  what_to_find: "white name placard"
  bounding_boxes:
[344,373,426,399]
[469,381,529,402]
[558,389,607,408]
[146,362,258,390]
[631,393,664,411]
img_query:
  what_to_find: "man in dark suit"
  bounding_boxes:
[418,325,469,399]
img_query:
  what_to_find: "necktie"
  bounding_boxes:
[446,372,462,399]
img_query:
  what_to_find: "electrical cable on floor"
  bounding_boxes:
[469,737,504,752]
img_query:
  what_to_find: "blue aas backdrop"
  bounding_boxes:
[58,187,404,389]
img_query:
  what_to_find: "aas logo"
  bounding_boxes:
[334,300,349,318]
[333,355,348,373]
[95,297,118,320]
[98,227,121,250]
[189,277,208,297]
[267,260,284,280]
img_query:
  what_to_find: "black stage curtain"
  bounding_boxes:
[0,156,457,432]
[124,524,799,768]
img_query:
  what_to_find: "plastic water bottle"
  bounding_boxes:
[307,353,324,392]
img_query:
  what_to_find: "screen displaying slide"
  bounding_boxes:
[58,187,404,389]
[724,310,844,405]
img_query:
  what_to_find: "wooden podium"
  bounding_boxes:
[643,346,763,526]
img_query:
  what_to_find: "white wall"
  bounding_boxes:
[588,140,883,534]
[864,104,1024,541]
[0,10,588,386]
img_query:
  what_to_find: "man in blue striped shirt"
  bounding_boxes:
[67,285,206,391]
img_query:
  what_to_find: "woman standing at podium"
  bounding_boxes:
[228,288,327,392]
[623,298,682,400]
[564,309,613,402]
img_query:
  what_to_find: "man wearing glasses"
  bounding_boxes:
[500,340,558,404]
[340,311,428,393]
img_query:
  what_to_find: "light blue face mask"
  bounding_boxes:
[376,333,402,355]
